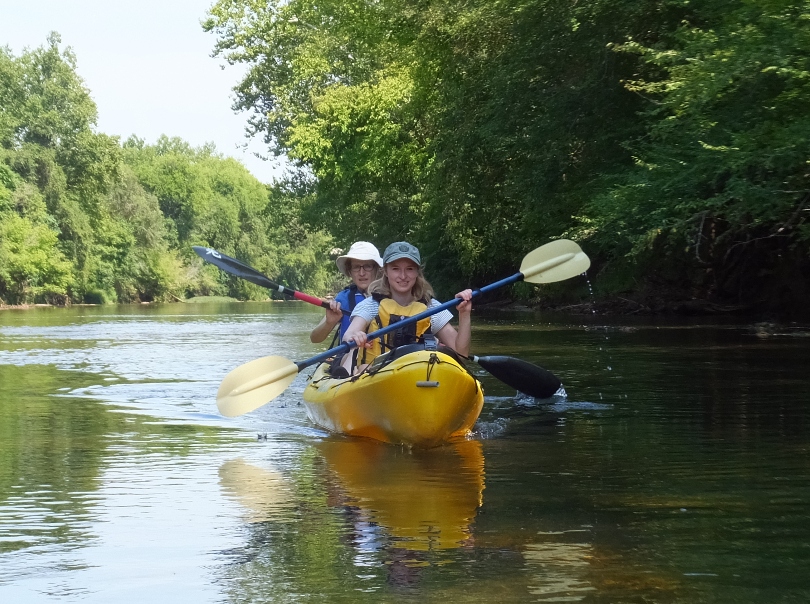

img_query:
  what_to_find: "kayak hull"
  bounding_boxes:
[303,347,484,447]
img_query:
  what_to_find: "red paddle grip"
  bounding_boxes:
[294,291,327,308]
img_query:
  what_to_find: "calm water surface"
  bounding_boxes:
[0,302,808,603]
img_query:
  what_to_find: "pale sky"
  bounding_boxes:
[0,0,288,183]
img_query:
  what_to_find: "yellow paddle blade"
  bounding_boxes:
[216,355,299,417]
[519,239,591,284]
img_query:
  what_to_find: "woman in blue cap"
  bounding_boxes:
[310,241,383,344]
[342,241,472,371]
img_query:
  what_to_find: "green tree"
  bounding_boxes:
[576,0,810,305]
[123,136,336,299]
[205,0,429,250]
[205,0,810,312]
[0,136,73,304]
[1,34,127,303]
[2,35,336,304]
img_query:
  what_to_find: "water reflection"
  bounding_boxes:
[218,458,292,523]
[3,305,810,602]
[318,438,484,551]
[318,438,485,588]
[0,364,105,561]
[524,533,595,601]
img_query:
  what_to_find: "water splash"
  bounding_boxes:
[581,272,621,400]
[582,272,597,315]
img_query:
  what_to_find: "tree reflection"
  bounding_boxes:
[0,364,127,556]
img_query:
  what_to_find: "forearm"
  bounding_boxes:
[453,313,471,357]
[310,316,338,343]
[342,316,370,344]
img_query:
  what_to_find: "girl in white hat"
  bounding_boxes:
[310,241,383,344]
[341,241,472,373]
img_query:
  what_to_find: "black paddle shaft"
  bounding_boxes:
[193,246,350,315]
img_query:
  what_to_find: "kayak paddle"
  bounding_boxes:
[463,353,562,399]
[193,245,350,316]
[216,239,590,417]
[196,244,562,398]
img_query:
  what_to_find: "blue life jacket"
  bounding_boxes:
[334,284,364,341]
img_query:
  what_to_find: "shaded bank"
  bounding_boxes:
[204,0,810,319]
[7,296,810,325]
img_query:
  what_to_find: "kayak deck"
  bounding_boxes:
[302,346,484,447]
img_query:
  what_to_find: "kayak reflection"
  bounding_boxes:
[317,438,485,552]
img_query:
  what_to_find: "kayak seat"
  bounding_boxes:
[330,366,351,379]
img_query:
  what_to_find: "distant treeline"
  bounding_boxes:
[0,34,336,305]
[4,0,810,315]
[203,0,810,315]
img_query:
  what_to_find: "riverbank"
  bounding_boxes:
[526,280,809,320]
[0,295,248,311]
[535,296,751,316]
[0,303,102,311]
[0,302,144,311]
[5,293,807,321]
[0,297,769,317]
[0,303,49,311]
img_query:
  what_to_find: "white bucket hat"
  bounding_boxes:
[335,241,383,277]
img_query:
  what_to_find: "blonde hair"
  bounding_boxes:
[369,265,435,302]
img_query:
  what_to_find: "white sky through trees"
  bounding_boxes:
[1,0,287,183]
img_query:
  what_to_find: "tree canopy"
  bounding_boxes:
[3,1,809,315]
[205,0,810,313]
[0,35,336,305]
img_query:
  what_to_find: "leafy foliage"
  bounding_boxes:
[5,2,810,313]
[206,0,810,311]
[1,36,336,305]
[205,0,429,250]
[575,0,810,303]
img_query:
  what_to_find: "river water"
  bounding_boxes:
[0,302,808,603]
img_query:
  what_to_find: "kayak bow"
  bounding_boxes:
[302,345,483,447]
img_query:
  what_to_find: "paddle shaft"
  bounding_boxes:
[194,246,350,316]
[282,285,342,312]
[292,269,538,372]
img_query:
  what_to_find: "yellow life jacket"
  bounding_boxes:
[363,296,432,363]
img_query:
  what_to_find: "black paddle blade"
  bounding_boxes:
[193,246,277,290]
[475,356,562,399]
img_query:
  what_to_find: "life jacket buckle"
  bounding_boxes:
[423,333,437,351]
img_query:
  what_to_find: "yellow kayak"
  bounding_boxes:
[302,344,484,447]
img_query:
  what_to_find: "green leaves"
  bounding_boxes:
[0,212,73,304]
[1,37,335,304]
[0,34,98,151]
[5,2,808,309]
[206,0,428,248]
[565,1,810,304]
